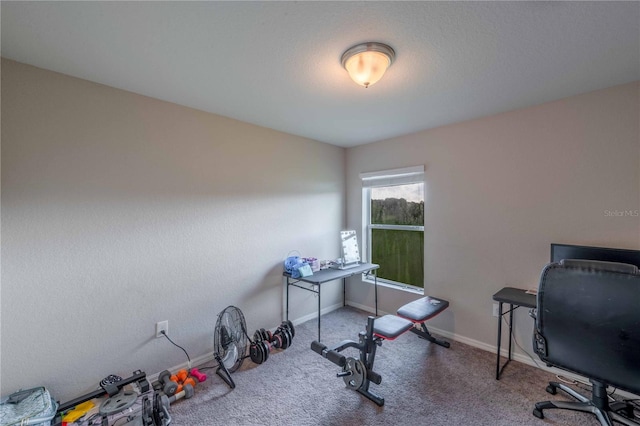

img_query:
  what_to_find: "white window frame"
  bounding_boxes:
[360,166,425,293]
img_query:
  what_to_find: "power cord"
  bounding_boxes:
[194,365,217,372]
[159,330,191,369]
[500,314,543,368]
[160,325,252,374]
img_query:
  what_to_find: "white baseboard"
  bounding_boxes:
[146,351,216,385]
[422,324,637,399]
[288,302,343,327]
[346,301,391,316]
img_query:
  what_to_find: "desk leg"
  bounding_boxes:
[496,302,503,379]
[286,277,290,321]
[508,306,514,363]
[317,285,321,341]
[343,278,346,307]
[374,273,378,316]
[496,303,520,380]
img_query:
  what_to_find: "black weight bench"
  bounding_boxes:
[396,296,450,348]
[311,296,450,406]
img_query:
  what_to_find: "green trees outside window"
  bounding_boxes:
[369,183,424,289]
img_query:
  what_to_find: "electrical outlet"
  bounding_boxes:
[492,303,500,317]
[156,320,168,338]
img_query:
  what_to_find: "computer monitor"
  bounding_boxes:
[550,243,640,269]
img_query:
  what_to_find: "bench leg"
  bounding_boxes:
[357,387,385,406]
[410,323,450,348]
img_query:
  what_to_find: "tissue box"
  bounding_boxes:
[304,257,320,272]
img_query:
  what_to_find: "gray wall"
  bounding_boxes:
[1,59,345,401]
[346,81,640,357]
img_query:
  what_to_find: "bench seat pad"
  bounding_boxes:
[373,315,413,340]
[397,296,449,322]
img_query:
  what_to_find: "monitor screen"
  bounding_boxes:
[550,243,640,269]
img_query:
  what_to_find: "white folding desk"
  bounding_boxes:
[284,262,380,341]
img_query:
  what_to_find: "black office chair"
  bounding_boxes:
[532,259,640,426]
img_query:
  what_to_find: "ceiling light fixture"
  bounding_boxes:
[341,42,395,88]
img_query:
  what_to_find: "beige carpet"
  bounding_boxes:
[167,306,633,425]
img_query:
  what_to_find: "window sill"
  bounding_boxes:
[362,276,424,295]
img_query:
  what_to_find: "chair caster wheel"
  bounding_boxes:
[533,408,544,419]
[546,384,557,395]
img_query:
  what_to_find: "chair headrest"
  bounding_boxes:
[559,259,639,274]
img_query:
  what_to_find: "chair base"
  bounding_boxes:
[533,381,639,426]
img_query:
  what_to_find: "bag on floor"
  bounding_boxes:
[0,386,58,426]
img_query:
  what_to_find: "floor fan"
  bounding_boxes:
[213,305,249,388]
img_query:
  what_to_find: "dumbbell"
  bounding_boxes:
[250,329,271,364]
[170,369,196,394]
[283,320,295,338]
[249,322,294,361]
[190,368,207,383]
[158,370,178,396]
[159,383,194,409]
[271,321,294,349]
[256,328,272,342]
[269,332,284,350]
[174,369,188,383]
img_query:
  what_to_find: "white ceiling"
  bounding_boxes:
[2,1,639,147]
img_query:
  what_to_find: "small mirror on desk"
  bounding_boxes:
[339,230,361,269]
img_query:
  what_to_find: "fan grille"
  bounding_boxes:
[214,306,248,373]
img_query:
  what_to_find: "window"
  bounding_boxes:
[361,166,424,291]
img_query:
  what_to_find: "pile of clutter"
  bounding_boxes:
[0,367,208,426]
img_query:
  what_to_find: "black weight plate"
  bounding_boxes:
[100,391,137,415]
[281,329,291,350]
[342,358,366,390]
[286,327,294,348]
[249,342,262,364]
[287,328,293,346]
[284,320,295,338]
